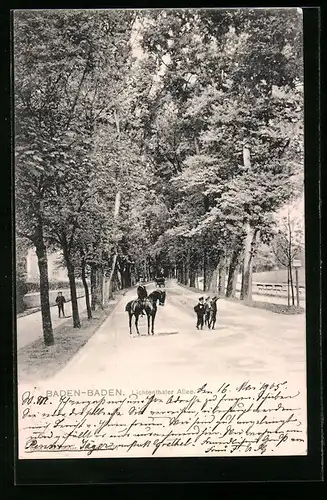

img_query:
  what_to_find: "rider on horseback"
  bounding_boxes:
[137,283,148,316]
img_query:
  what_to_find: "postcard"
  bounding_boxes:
[14,7,310,463]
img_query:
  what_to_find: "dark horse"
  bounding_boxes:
[125,289,166,336]
[207,296,219,329]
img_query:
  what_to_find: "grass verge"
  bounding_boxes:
[224,296,305,315]
[17,307,41,318]
[17,292,126,383]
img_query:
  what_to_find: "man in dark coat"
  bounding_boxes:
[55,291,66,318]
[137,284,147,300]
[208,296,219,329]
[204,296,211,326]
[194,297,205,330]
[137,283,148,316]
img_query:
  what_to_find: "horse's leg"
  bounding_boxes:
[135,314,140,335]
[151,311,156,335]
[129,313,133,335]
[147,313,151,335]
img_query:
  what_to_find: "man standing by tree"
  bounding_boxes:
[55,291,66,318]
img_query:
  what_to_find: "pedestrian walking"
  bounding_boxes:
[204,296,211,326]
[55,291,66,318]
[194,297,205,330]
[208,296,219,329]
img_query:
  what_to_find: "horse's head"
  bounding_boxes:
[149,289,166,306]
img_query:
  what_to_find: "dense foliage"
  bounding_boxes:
[14,8,304,343]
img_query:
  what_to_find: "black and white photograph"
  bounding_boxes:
[14,8,309,462]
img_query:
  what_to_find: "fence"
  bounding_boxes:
[191,276,305,298]
[242,282,305,298]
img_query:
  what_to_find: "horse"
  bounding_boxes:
[207,297,218,329]
[125,289,166,336]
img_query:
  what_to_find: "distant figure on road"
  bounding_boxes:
[194,297,205,330]
[55,291,66,318]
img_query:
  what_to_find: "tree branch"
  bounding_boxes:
[65,47,92,130]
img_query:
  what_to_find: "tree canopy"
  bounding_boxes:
[14,8,304,342]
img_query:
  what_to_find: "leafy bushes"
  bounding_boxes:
[16,278,29,313]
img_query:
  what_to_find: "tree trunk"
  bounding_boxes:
[65,258,80,328]
[209,261,219,294]
[116,265,123,289]
[104,190,121,303]
[226,247,241,298]
[107,253,118,301]
[203,250,207,292]
[189,265,196,288]
[205,262,214,293]
[144,260,149,282]
[289,262,295,305]
[113,273,120,292]
[81,258,92,319]
[240,222,254,300]
[180,263,185,285]
[142,260,147,281]
[196,269,201,290]
[125,264,131,288]
[91,265,96,310]
[218,255,227,296]
[194,137,200,155]
[240,144,253,301]
[35,233,54,346]
[99,268,104,308]
[185,251,190,287]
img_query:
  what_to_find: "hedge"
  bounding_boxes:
[25,281,83,293]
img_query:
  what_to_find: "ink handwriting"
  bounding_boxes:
[19,381,306,458]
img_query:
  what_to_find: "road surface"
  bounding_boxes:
[48,280,306,388]
[17,296,86,351]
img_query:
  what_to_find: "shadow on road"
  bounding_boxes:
[157,331,179,336]
[131,331,179,338]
